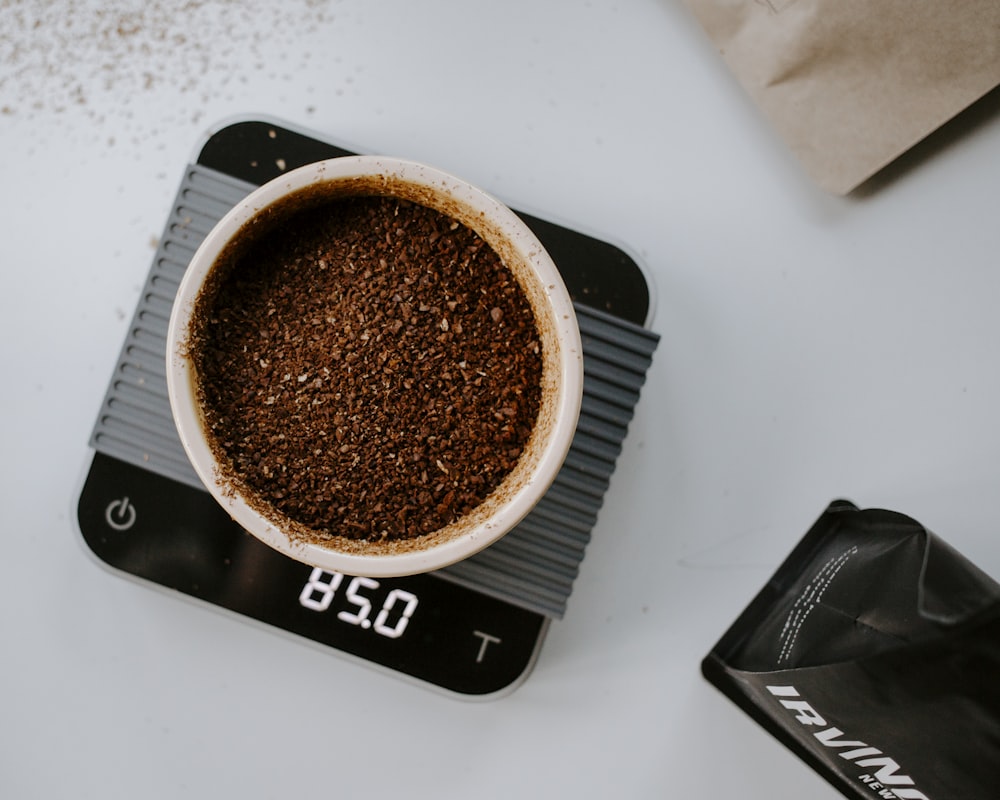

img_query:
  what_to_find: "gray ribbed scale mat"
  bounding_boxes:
[90,164,659,619]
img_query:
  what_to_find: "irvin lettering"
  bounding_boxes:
[765,685,930,800]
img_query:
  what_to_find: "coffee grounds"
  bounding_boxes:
[191,195,543,544]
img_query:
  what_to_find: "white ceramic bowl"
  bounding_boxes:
[166,155,583,577]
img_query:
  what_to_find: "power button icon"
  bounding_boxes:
[105,497,137,531]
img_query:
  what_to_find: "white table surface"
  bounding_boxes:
[3,2,999,797]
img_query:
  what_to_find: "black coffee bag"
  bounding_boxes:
[703,500,1000,799]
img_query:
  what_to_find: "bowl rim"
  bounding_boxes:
[165,154,583,577]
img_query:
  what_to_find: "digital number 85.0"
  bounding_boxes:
[298,568,419,639]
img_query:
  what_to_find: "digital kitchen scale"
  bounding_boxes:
[76,119,659,698]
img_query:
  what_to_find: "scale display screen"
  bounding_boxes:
[79,451,546,695]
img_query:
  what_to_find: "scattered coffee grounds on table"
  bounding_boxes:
[190,194,543,544]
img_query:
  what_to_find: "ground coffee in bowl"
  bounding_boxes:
[167,156,582,577]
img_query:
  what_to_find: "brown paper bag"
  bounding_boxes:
[683,0,1000,194]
